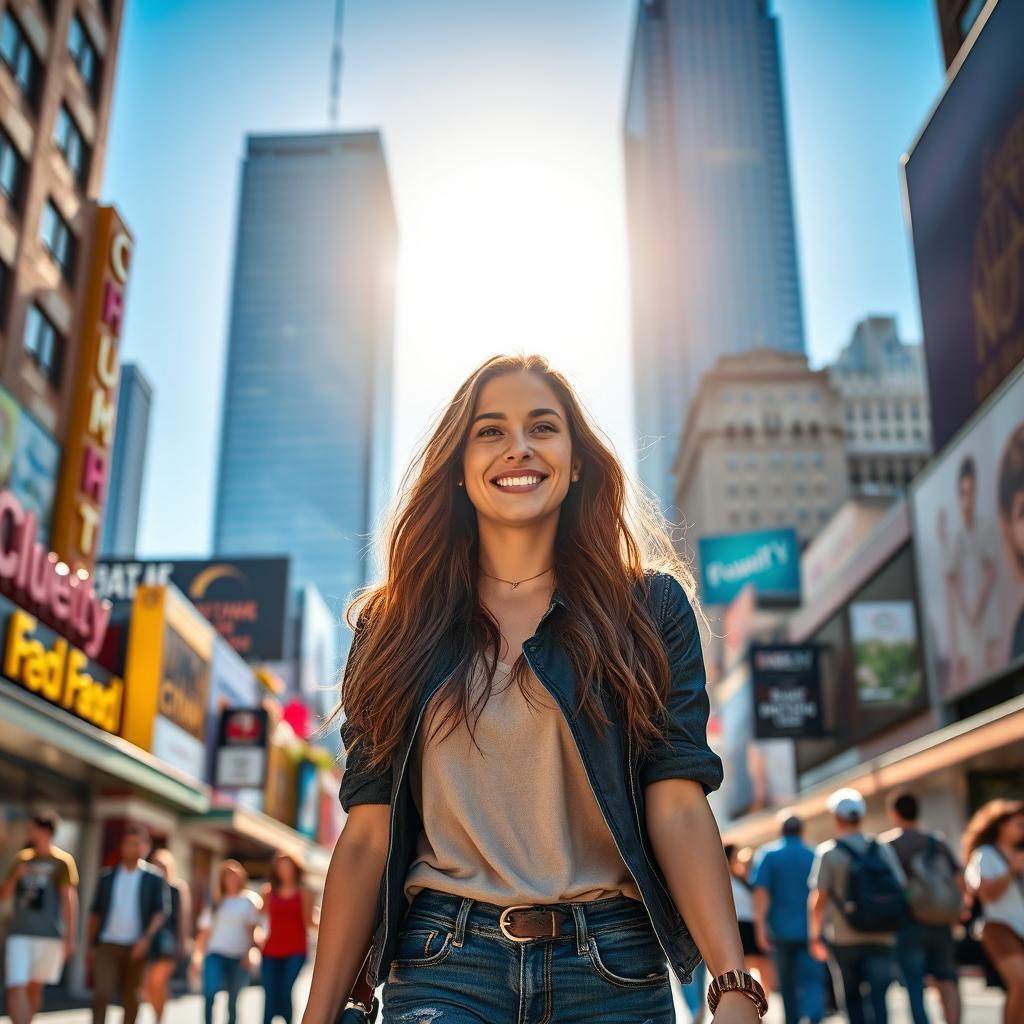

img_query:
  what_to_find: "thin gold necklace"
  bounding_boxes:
[479,566,554,591]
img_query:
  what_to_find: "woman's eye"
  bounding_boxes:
[477,426,501,437]
[533,422,557,433]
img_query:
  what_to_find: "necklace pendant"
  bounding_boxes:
[510,581,520,590]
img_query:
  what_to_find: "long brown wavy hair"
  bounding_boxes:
[962,799,1024,864]
[333,354,703,775]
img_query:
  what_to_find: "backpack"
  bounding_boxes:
[906,836,962,925]
[832,838,910,933]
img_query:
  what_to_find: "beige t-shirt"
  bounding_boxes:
[403,656,642,907]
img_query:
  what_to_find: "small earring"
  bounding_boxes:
[457,480,464,487]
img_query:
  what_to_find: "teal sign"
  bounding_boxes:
[697,528,801,606]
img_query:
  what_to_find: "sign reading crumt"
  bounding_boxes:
[0,490,111,659]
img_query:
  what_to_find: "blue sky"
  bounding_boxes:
[101,0,944,557]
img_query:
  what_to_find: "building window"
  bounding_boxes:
[818,507,831,523]
[742,391,753,404]
[23,305,64,386]
[808,390,819,402]
[894,401,904,420]
[861,403,871,420]
[794,481,807,496]
[0,12,41,108]
[68,15,101,98]
[746,484,758,498]
[811,452,825,468]
[878,403,889,420]
[0,129,25,208]
[798,507,810,523]
[793,452,805,470]
[41,201,76,283]
[726,455,739,472]
[770,453,785,470]
[54,105,90,187]
[808,421,821,439]
[791,422,804,439]
[910,403,921,420]
[749,510,760,525]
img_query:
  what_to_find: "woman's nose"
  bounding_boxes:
[504,429,533,460]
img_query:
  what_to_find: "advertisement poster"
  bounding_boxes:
[849,601,922,705]
[902,0,1024,448]
[214,707,269,790]
[750,644,824,739]
[0,385,60,541]
[698,527,801,606]
[911,369,1024,701]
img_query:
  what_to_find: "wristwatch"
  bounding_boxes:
[706,969,769,1018]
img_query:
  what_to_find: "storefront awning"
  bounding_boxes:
[183,804,331,878]
[0,679,211,813]
[722,692,1024,847]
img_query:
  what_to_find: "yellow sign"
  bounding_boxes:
[4,609,123,733]
[50,205,133,573]
[122,585,212,767]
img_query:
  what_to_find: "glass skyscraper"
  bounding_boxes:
[625,0,806,507]
[213,131,396,615]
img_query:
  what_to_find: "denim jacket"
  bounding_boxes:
[338,571,724,985]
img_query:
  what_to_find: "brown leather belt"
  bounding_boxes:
[498,903,572,943]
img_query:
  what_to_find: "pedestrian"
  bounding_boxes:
[880,790,963,1024]
[143,849,191,1024]
[260,852,313,1024]
[808,787,908,1024]
[751,814,827,1024]
[303,356,768,1024]
[725,843,775,993]
[193,859,261,1024]
[1,810,79,1024]
[87,823,171,1024]
[962,798,1024,1024]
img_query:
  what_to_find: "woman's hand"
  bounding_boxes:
[712,990,761,1022]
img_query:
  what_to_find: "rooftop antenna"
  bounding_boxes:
[329,0,344,126]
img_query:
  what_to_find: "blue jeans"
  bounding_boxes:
[203,952,246,1024]
[262,953,306,1024]
[382,888,676,1023]
[772,939,826,1024]
[828,944,895,1024]
[895,923,958,1024]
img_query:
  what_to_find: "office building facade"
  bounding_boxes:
[213,131,397,613]
[625,0,806,507]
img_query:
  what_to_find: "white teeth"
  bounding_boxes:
[494,475,542,487]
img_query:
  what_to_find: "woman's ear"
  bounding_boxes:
[571,459,582,483]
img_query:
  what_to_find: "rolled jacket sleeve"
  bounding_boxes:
[637,573,724,794]
[338,714,394,813]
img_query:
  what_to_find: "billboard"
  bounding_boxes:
[213,707,268,790]
[94,557,289,661]
[206,636,259,779]
[50,206,133,573]
[902,0,1024,450]
[849,601,923,706]
[911,368,1024,702]
[698,527,800,606]
[122,585,213,781]
[0,386,61,543]
[750,644,824,740]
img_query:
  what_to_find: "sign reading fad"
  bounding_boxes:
[698,528,801,606]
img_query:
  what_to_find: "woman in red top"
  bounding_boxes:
[260,853,314,1024]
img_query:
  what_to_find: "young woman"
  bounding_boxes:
[193,860,261,1024]
[260,852,314,1024]
[303,355,766,1023]
[963,799,1024,1024]
[144,849,191,1023]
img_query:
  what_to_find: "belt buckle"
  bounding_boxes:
[499,903,547,943]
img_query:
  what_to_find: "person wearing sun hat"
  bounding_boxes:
[808,788,907,1024]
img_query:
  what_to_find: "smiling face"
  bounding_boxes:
[461,371,579,530]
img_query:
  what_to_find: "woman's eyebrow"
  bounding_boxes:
[470,407,563,425]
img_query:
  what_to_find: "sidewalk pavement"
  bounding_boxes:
[3,970,1005,1023]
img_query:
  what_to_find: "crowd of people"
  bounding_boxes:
[1,817,313,1024]
[2,795,1023,1023]
[680,792,1024,1024]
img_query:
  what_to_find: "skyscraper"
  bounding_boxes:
[625,0,806,507]
[100,363,153,557]
[213,131,396,613]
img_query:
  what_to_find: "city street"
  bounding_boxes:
[0,970,1005,1024]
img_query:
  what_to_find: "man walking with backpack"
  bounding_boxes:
[809,788,909,1024]
[881,790,963,1024]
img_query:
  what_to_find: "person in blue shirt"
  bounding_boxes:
[752,814,827,1024]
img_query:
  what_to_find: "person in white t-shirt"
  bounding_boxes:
[192,861,261,1024]
[963,799,1024,1024]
